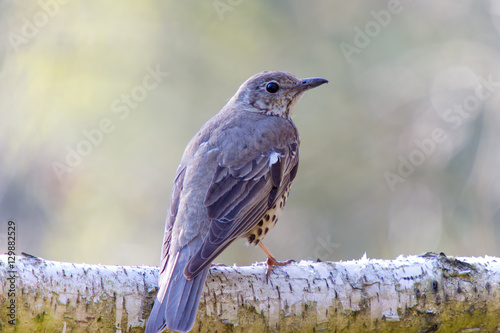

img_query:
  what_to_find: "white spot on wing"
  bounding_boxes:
[269,152,281,166]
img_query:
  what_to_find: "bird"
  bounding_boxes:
[145,71,328,333]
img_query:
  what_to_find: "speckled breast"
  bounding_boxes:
[246,184,292,245]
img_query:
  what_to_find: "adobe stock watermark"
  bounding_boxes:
[384,74,500,192]
[7,0,70,52]
[339,0,409,64]
[384,129,447,192]
[304,235,340,262]
[51,65,169,181]
[6,221,17,325]
[213,0,243,21]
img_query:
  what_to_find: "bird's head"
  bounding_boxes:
[231,71,328,118]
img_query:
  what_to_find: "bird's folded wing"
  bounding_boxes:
[184,143,299,279]
[159,165,186,275]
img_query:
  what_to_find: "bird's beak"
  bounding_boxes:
[291,77,329,93]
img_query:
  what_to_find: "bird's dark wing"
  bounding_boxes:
[159,164,186,275]
[148,164,209,333]
[184,141,299,279]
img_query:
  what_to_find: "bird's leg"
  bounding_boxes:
[258,242,295,281]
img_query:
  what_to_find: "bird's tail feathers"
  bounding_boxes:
[145,248,209,333]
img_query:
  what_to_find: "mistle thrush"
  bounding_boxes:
[146,71,328,333]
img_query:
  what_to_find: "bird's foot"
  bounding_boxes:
[257,241,295,282]
[210,263,226,267]
[265,257,295,283]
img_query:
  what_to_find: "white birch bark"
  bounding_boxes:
[1,253,499,332]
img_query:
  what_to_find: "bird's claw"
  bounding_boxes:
[265,257,295,283]
[210,263,226,267]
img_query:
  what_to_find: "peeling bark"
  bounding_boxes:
[1,253,499,332]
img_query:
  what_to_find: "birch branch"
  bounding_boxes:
[0,253,499,332]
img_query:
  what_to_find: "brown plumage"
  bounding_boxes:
[146,71,327,333]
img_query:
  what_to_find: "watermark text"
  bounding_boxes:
[6,221,17,325]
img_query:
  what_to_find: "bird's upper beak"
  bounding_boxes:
[291,77,329,93]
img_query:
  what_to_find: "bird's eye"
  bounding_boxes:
[266,82,279,93]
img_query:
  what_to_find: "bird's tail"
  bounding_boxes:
[146,250,209,333]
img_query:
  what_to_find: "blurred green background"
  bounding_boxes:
[1,1,499,267]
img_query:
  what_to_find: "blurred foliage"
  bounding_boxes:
[0,1,499,266]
